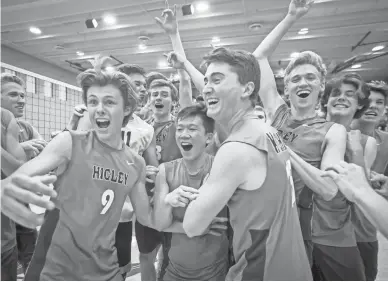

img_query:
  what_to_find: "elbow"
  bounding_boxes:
[183,219,201,238]
[322,188,338,201]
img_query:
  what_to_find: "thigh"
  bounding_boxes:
[313,243,366,281]
[357,241,378,281]
[135,220,162,254]
[115,221,133,272]
[1,246,18,281]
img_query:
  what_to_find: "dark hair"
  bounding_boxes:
[117,64,146,77]
[77,56,138,126]
[367,81,388,105]
[201,47,261,107]
[176,103,215,134]
[320,73,370,119]
[149,79,178,102]
[146,72,168,89]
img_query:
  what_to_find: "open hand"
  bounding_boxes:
[1,174,57,228]
[288,0,315,18]
[155,1,178,35]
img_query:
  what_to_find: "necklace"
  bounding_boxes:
[182,159,205,176]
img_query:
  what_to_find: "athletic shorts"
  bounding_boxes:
[1,246,18,281]
[357,241,378,281]
[313,243,366,281]
[115,221,133,274]
[16,223,37,272]
[135,220,162,254]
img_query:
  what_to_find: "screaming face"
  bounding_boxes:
[286,64,324,112]
[86,84,130,144]
[176,116,212,161]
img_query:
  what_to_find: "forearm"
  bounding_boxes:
[354,187,388,239]
[183,60,205,93]
[163,220,186,234]
[289,150,338,200]
[178,70,193,109]
[1,148,26,176]
[253,14,298,59]
[169,32,187,59]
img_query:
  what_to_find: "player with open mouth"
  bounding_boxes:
[0,57,166,281]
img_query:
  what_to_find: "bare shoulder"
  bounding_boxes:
[326,123,347,140]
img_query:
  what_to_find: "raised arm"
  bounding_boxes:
[253,0,314,59]
[155,2,205,93]
[364,136,377,170]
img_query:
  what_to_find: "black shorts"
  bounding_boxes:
[115,221,133,274]
[357,241,378,281]
[1,246,18,281]
[313,243,366,281]
[135,220,162,254]
[16,223,37,271]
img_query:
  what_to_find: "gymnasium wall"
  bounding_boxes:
[1,60,83,141]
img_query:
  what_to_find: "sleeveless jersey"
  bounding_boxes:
[17,119,35,142]
[120,114,154,222]
[149,117,181,164]
[121,114,154,156]
[271,104,334,241]
[160,154,229,280]
[225,116,311,281]
[372,130,388,174]
[311,133,366,247]
[40,130,145,281]
[1,109,17,253]
[352,132,386,242]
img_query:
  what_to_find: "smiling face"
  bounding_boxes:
[285,64,324,112]
[327,82,361,119]
[360,90,386,124]
[86,84,130,143]
[203,62,245,123]
[149,86,173,118]
[176,115,212,161]
[1,82,26,118]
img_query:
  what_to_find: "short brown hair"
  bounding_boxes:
[201,47,261,107]
[148,79,178,102]
[77,56,138,126]
[321,73,370,119]
[1,73,25,91]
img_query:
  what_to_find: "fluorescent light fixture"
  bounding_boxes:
[104,15,116,25]
[138,44,147,50]
[76,51,85,56]
[351,64,362,69]
[290,52,300,58]
[195,2,209,13]
[29,27,42,34]
[372,45,385,52]
[105,66,115,72]
[212,37,220,43]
